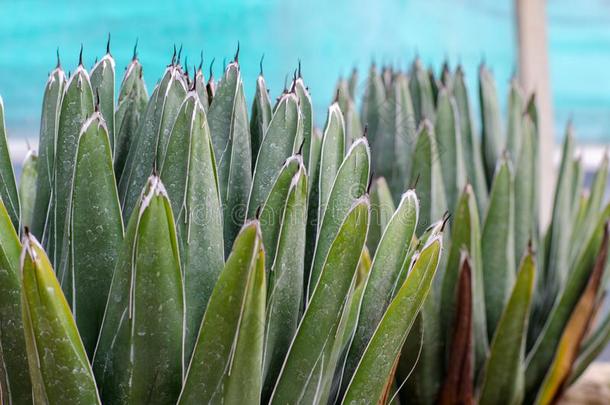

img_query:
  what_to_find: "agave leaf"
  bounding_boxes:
[31,67,65,238]
[90,52,116,151]
[343,233,441,405]
[93,176,183,404]
[348,68,358,100]
[0,97,20,230]
[534,223,608,404]
[309,138,370,298]
[21,231,101,404]
[248,92,303,218]
[479,64,503,185]
[478,249,536,405]
[119,64,187,222]
[318,102,346,221]
[410,58,436,123]
[51,65,94,266]
[0,199,32,403]
[525,204,610,399]
[270,197,369,404]
[19,150,38,228]
[178,221,265,404]
[435,88,466,211]
[482,157,515,337]
[389,74,416,197]
[568,307,610,384]
[208,60,252,254]
[193,66,208,112]
[58,113,124,356]
[361,64,386,147]
[506,79,525,161]
[367,177,396,255]
[305,129,323,273]
[294,76,314,167]
[250,73,272,170]
[438,253,474,405]
[114,57,148,180]
[409,121,447,234]
[428,67,440,104]
[259,156,303,274]
[441,184,488,373]
[514,115,537,266]
[263,167,308,400]
[453,66,487,212]
[343,189,418,391]
[159,93,224,363]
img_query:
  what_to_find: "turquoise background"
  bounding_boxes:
[0,0,609,142]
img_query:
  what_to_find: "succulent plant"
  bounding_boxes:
[0,40,606,405]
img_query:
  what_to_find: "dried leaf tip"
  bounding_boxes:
[259,53,265,76]
[106,33,111,55]
[234,40,240,63]
[78,44,84,66]
[132,38,139,61]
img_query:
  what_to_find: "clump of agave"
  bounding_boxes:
[0,37,605,405]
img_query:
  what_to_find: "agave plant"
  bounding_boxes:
[0,38,606,405]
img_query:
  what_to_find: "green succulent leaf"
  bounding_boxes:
[19,150,38,228]
[263,166,308,400]
[410,58,436,123]
[51,66,95,266]
[93,176,184,405]
[208,61,252,254]
[344,219,442,405]
[506,79,525,162]
[90,53,116,151]
[21,231,101,404]
[0,199,32,403]
[294,76,314,167]
[343,189,418,391]
[31,67,65,238]
[482,157,515,337]
[367,177,396,255]
[114,58,148,180]
[160,92,225,363]
[58,113,124,356]
[0,97,20,231]
[361,64,386,147]
[479,65,503,186]
[250,73,273,170]
[248,92,303,218]
[270,197,369,404]
[479,249,536,405]
[309,138,370,298]
[179,220,265,404]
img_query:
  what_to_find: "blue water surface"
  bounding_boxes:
[0,0,609,142]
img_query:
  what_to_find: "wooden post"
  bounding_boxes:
[516,0,555,227]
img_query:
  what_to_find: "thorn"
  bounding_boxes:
[198,51,203,72]
[132,38,139,61]
[152,159,158,177]
[255,205,261,220]
[297,137,305,156]
[171,45,177,65]
[363,124,368,138]
[78,44,84,66]
[259,54,265,76]
[191,70,197,92]
[290,69,297,93]
[209,58,215,79]
[177,44,183,65]
[24,226,30,237]
[441,211,451,232]
[366,171,375,194]
[106,33,111,55]
[56,47,61,68]
[298,59,302,78]
[234,40,240,63]
[94,89,100,112]
[223,57,227,72]
[334,87,340,104]
[184,56,189,74]
[411,173,420,189]
[283,74,289,93]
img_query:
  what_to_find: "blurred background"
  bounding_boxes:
[0,0,609,144]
